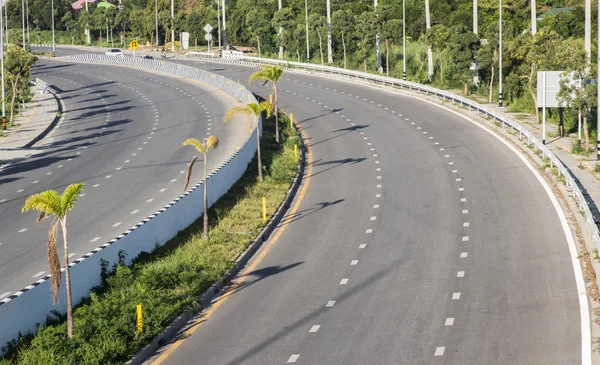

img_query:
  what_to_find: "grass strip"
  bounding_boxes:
[1,111,302,365]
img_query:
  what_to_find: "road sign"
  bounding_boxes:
[203,24,213,33]
[205,33,213,41]
[129,39,139,50]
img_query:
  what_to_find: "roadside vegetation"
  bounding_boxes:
[1,93,301,364]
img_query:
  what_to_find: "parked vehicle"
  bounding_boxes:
[140,55,154,60]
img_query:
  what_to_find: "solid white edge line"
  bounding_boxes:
[405,92,592,365]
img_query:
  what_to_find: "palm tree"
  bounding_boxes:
[182,136,219,241]
[223,101,273,183]
[249,66,284,144]
[22,183,85,339]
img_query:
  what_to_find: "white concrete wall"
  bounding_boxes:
[0,55,260,350]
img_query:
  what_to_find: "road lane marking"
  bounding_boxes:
[131,210,139,214]
[462,236,469,242]
[0,292,10,299]
[18,228,27,233]
[350,260,358,265]
[461,252,468,258]
[434,347,445,356]
[445,318,455,326]
[457,271,465,277]
[365,229,372,234]
[452,292,461,300]
[370,216,376,221]
[462,210,468,214]
[326,301,336,307]
[17,189,24,193]
[32,271,45,278]
[112,222,122,227]
[359,244,367,249]
[309,325,320,333]
[90,237,100,242]
[463,222,470,227]
[287,354,300,363]
[340,278,349,285]
[373,205,379,208]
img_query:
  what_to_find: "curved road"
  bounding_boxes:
[0,58,248,297]
[147,60,581,364]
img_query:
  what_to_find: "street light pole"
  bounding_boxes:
[0,3,6,130]
[425,0,433,79]
[402,0,406,80]
[217,0,221,50]
[498,0,503,106]
[26,0,29,42]
[51,0,55,55]
[326,0,332,63]
[278,0,282,59]
[171,0,174,52]
[4,1,8,46]
[473,0,477,35]
[375,0,381,72]
[222,0,226,50]
[21,0,25,47]
[305,0,309,61]
[85,0,90,44]
[597,0,600,159]
[155,0,159,49]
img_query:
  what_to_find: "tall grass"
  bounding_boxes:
[0,111,301,365]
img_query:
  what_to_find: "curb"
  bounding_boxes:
[127,121,307,365]
[22,87,62,148]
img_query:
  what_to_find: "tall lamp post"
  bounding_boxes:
[597,0,600,160]
[326,0,332,63]
[498,0,503,106]
[171,0,174,52]
[21,0,25,47]
[305,0,309,61]
[26,0,29,42]
[5,1,8,46]
[51,0,55,56]
[0,2,6,131]
[222,0,226,49]
[155,0,159,49]
[402,0,406,80]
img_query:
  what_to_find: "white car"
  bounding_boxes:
[105,48,123,56]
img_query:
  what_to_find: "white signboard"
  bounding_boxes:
[536,71,577,108]
[205,33,213,41]
[204,24,213,33]
[182,32,190,50]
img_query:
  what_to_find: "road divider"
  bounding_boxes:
[0,55,261,351]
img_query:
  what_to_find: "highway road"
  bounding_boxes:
[0,58,248,298]
[147,59,583,364]
[30,48,584,364]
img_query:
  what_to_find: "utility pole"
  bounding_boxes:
[217,0,221,49]
[171,0,174,52]
[326,0,332,63]
[425,0,433,79]
[585,0,591,60]
[473,0,477,35]
[21,0,25,47]
[0,3,6,130]
[375,0,381,72]
[51,0,55,55]
[499,0,503,106]
[530,0,536,34]
[402,0,406,80]
[597,0,600,159]
[4,1,7,46]
[85,0,90,44]
[26,0,29,42]
[155,0,159,49]
[305,0,309,61]
[278,0,283,59]
[222,0,226,50]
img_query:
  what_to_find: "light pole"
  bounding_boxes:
[217,0,221,49]
[51,0,55,55]
[585,0,591,59]
[21,0,25,47]
[473,0,477,35]
[85,0,90,45]
[305,0,309,61]
[530,0,536,34]
[5,1,8,46]
[222,0,226,50]
[402,0,406,80]
[375,0,381,72]
[326,0,332,63]
[278,0,282,59]
[498,0,503,106]
[597,0,600,160]
[155,0,158,49]
[26,0,29,42]
[425,0,433,79]
[171,0,174,52]
[0,2,6,130]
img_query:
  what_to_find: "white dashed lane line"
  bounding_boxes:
[32,271,45,278]
[287,354,300,363]
[90,237,101,242]
[434,347,445,356]
[309,325,321,333]
[0,292,11,299]
[326,301,336,307]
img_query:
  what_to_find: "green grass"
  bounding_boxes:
[0,111,301,365]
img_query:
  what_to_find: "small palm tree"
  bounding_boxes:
[22,183,85,339]
[223,101,273,183]
[182,136,219,241]
[249,66,284,143]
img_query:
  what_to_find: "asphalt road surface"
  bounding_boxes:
[30,48,584,364]
[0,58,248,298]
[151,59,581,364]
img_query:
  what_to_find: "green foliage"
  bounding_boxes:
[1,111,300,364]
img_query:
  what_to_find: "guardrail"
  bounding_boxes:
[0,54,261,350]
[185,54,600,251]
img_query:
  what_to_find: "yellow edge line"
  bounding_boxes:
[152,123,312,365]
